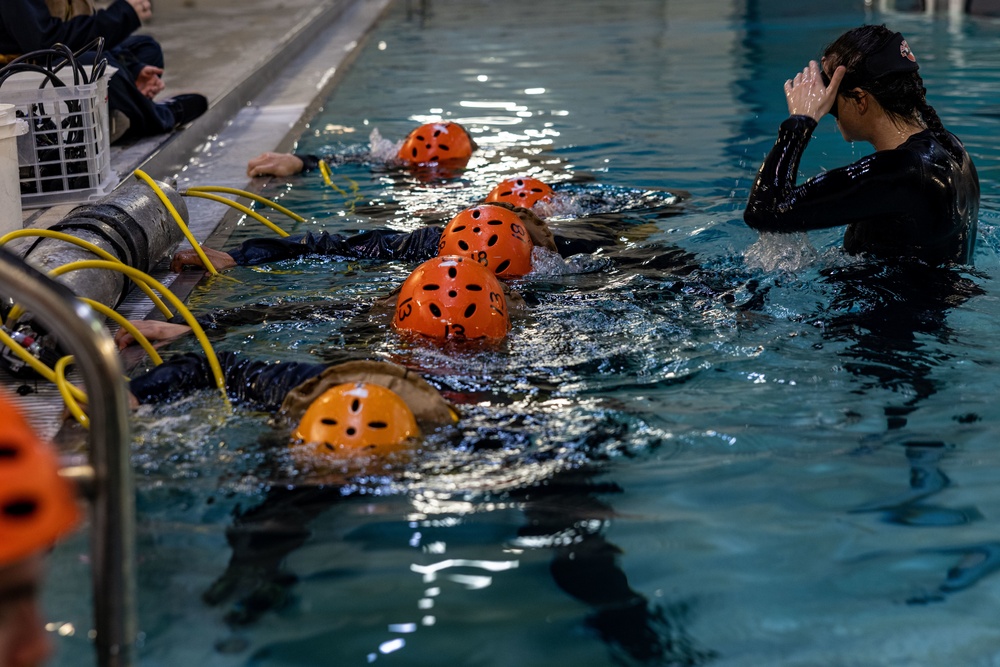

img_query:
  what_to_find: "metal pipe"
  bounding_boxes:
[0,247,135,667]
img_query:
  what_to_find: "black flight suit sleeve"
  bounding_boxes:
[744,115,924,234]
[129,351,327,411]
[227,227,443,265]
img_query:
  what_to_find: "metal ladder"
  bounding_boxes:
[0,247,136,667]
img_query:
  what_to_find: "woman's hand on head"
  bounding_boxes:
[784,61,845,122]
[247,152,305,177]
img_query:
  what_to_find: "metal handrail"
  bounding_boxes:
[0,247,136,667]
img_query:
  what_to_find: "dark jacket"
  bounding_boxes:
[745,115,979,265]
[0,0,139,55]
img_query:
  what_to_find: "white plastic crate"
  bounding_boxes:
[0,70,116,208]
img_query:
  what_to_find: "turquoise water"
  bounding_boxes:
[48,1,1000,665]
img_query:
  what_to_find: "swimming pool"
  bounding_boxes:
[47,1,1000,665]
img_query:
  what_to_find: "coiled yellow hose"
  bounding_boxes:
[133,169,219,275]
[54,355,89,428]
[182,190,290,237]
[0,229,173,322]
[185,185,305,223]
[48,260,229,406]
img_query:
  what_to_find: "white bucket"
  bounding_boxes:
[0,103,27,235]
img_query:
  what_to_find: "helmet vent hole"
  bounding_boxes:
[369,421,388,429]
[422,283,440,291]
[519,193,527,198]
[324,443,335,451]
[531,188,543,193]
[453,225,466,232]
[472,210,481,219]
[500,190,513,197]
[410,148,418,158]
[448,290,458,298]
[433,130,441,137]
[516,179,525,186]
[487,234,499,247]
[0,446,18,459]
[496,260,511,273]
[3,498,37,518]
[415,134,425,141]
[448,267,457,279]
[472,227,481,234]
[487,219,502,226]
[464,304,477,318]
[429,304,442,317]
[458,240,469,251]
[321,418,338,425]
[466,284,483,291]
[346,427,357,436]
[350,399,360,413]
[439,144,450,151]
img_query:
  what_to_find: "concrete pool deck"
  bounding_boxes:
[5,0,393,436]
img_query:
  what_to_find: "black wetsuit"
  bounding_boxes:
[129,351,326,409]
[225,224,623,267]
[745,115,980,265]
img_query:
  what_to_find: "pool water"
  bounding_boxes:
[48,1,1000,665]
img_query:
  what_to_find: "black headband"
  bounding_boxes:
[839,31,919,90]
[862,31,919,78]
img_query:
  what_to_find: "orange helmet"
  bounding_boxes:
[0,392,80,564]
[393,255,510,340]
[397,122,475,165]
[485,177,554,208]
[292,382,420,459]
[437,204,534,279]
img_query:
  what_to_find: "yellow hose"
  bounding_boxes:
[318,161,362,213]
[47,261,230,406]
[185,185,306,223]
[0,328,87,403]
[80,298,163,366]
[0,229,173,320]
[182,190,290,237]
[133,169,219,275]
[55,355,89,428]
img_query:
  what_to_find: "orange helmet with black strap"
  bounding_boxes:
[0,392,80,565]
[292,382,419,460]
[397,122,475,165]
[393,255,510,341]
[438,204,534,279]
[485,177,554,208]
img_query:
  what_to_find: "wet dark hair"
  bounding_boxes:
[824,24,963,161]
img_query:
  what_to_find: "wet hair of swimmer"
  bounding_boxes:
[392,255,511,341]
[396,121,477,165]
[821,24,962,161]
[292,382,419,460]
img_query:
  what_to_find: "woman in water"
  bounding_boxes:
[744,25,979,266]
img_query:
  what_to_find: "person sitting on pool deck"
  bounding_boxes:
[245,121,477,178]
[0,390,81,667]
[744,25,979,266]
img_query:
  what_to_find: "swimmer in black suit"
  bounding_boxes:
[745,25,979,266]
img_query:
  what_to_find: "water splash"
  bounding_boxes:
[744,232,819,273]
